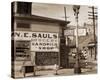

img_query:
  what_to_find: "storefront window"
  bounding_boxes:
[15,41,30,61]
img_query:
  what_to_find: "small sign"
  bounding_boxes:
[74,28,86,36]
[64,29,74,36]
[64,28,86,36]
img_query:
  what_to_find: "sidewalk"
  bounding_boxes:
[14,60,97,78]
[14,66,97,78]
[34,68,97,77]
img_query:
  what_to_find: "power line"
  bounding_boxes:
[88,6,97,60]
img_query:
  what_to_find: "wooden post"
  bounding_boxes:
[30,51,36,76]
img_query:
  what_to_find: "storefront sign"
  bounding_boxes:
[13,31,59,52]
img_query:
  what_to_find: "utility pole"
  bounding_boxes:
[64,6,70,68]
[60,6,69,68]
[88,6,97,60]
[73,5,81,74]
[64,7,68,22]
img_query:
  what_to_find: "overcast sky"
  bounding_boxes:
[31,3,96,26]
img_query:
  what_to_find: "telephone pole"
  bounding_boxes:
[73,5,81,74]
[88,6,97,60]
[64,6,70,68]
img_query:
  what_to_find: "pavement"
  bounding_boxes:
[35,68,97,77]
[23,65,97,77]
[14,60,97,78]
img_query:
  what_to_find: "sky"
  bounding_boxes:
[31,3,95,26]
